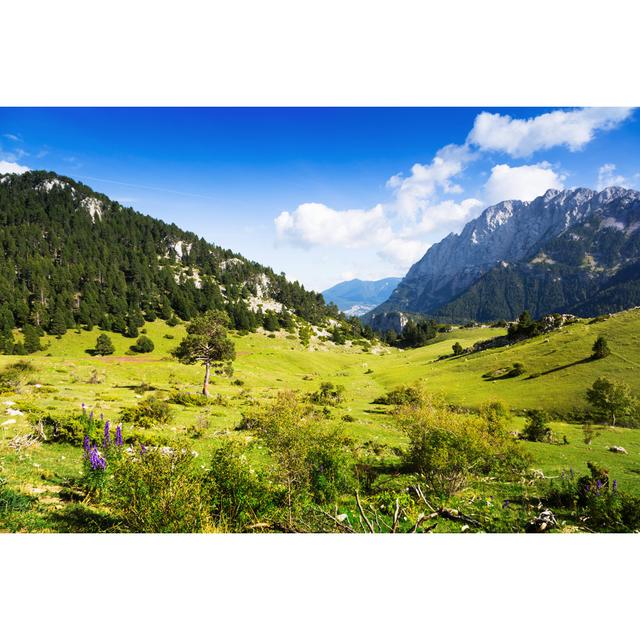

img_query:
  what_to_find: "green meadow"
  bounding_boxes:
[2,309,640,532]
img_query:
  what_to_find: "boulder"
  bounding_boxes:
[608,446,628,454]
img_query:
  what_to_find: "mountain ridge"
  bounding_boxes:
[366,186,640,326]
[322,277,402,316]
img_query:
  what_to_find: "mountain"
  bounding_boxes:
[0,170,339,344]
[367,187,640,326]
[322,277,402,316]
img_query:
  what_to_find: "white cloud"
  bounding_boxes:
[468,108,633,158]
[0,160,30,174]
[596,163,630,190]
[2,133,21,142]
[378,237,429,268]
[484,163,565,204]
[275,202,392,249]
[387,144,471,219]
[414,198,483,233]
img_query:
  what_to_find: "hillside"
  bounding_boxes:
[322,277,402,316]
[367,187,640,325]
[0,170,340,347]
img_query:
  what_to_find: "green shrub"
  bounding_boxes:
[167,390,211,407]
[120,395,174,428]
[521,409,551,442]
[309,381,345,406]
[94,334,115,356]
[373,385,421,406]
[0,360,36,392]
[545,463,640,532]
[131,335,155,353]
[108,448,206,533]
[30,413,87,445]
[205,441,275,531]
[395,391,527,497]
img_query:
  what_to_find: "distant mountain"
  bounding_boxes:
[322,277,402,316]
[0,170,339,343]
[366,187,640,327]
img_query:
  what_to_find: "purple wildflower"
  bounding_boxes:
[89,410,94,421]
[103,420,111,448]
[502,499,510,509]
[100,413,104,422]
[82,402,86,414]
[596,480,602,489]
[140,444,147,455]
[613,480,618,492]
[115,423,123,447]
[89,446,106,471]
[83,435,91,457]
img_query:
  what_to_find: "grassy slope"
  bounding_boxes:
[2,311,640,531]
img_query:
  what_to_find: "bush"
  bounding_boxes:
[131,335,155,353]
[30,412,87,445]
[94,334,115,356]
[591,336,610,360]
[120,396,174,428]
[521,409,551,442]
[309,382,345,406]
[108,448,206,533]
[167,390,211,407]
[0,360,36,392]
[204,441,275,531]
[545,463,640,532]
[395,391,527,497]
[245,391,355,525]
[373,385,421,406]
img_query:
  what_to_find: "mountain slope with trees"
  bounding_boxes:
[0,170,342,350]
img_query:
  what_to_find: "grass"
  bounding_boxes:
[2,310,640,531]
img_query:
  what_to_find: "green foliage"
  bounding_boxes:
[545,463,640,532]
[298,323,312,346]
[173,310,236,395]
[108,448,207,533]
[244,391,355,524]
[0,360,36,391]
[120,396,174,428]
[131,335,154,353]
[167,390,212,407]
[94,333,115,356]
[204,441,275,531]
[452,341,464,356]
[586,377,636,426]
[591,336,610,360]
[395,389,527,497]
[521,409,551,442]
[309,381,345,406]
[373,385,421,406]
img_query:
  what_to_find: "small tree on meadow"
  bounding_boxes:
[521,409,551,442]
[173,310,236,396]
[591,336,610,360]
[94,333,115,356]
[452,342,464,356]
[132,335,155,353]
[586,377,635,426]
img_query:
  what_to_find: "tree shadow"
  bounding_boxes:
[533,356,593,377]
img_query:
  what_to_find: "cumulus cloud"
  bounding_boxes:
[468,108,633,158]
[0,160,30,174]
[596,163,630,190]
[377,237,429,268]
[414,198,483,233]
[275,202,392,249]
[386,144,471,219]
[484,163,565,204]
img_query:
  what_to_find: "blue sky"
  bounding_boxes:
[1,107,639,291]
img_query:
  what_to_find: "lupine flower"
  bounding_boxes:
[596,480,602,490]
[613,480,618,492]
[83,435,91,457]
[115,424,123,447]
[89,446,106,471]
[140,444,147,455]
[502,500,510,509]
[81,402,86,414]
[103,420,111,448]
[89,410,94,421]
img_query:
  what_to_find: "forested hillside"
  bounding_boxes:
[0,171,340,350]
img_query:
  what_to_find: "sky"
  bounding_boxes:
[1,107,639,292]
